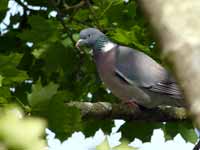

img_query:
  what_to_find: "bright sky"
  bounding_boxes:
[0,0,23,33]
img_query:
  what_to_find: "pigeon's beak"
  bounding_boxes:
[76,39,87,49]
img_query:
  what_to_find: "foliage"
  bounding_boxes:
[0,105,46,150]
[96,137,136,150]
[0,0,197,146]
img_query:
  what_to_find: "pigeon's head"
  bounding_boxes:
[76,28,105,49]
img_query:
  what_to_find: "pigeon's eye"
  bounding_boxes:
[88,34,91,38]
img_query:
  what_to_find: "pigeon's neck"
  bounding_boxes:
[94,36,116,52]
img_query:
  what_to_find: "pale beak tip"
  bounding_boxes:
[75,43,80,49]
[75,39,83,49]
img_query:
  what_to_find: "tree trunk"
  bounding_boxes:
[140,0,200,127]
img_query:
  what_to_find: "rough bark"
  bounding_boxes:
[66,102,188,122]
[140,0,200,127]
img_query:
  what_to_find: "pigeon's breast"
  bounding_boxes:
[94,50,116,84]
[94,50,150,105]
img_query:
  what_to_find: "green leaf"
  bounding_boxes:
[0,53,28,85]
[163,121,198,143]
[48,93,82,141]
[110,28,150,53]
[0,105,46,150]
[18,15,60,43]
[9,13,21,25]
[73,9,90,21]
[120,121,163,142]
[0,87,13,110]
[32,41,78,76]
[181,127,198,144]
[0,31,22,53]
[0,75,4,87]
[28,81,59,109]
[0,87,11,99]
[42,42,76,73]
[0,0,8,10]
[0,0,8,21]
[0,97,8,107]
[96,137,110,150]
[82,119,114,137]
[114,141,137,150]
[110,28,133,45]
[104,1,136,28]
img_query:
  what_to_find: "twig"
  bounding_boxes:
[15,0,46,12]
[2,22,8,27]
[53,0,61,6]
[15,0,30,11]
[99,1,114,18]
[63,0,86,10]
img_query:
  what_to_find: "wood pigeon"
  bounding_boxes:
[76,28,185,108]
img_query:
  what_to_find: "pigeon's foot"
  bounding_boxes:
[122,100,141,113]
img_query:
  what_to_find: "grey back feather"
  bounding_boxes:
[115,46,183,99]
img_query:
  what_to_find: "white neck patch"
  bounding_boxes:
[101,42,116,52]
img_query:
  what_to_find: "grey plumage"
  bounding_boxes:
[76,28,185,108]
[115,46,183,98]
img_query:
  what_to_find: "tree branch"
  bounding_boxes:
[66,102,188,122]
[15,0,30,11]
[63,0,86,10]
[15,0,46,12]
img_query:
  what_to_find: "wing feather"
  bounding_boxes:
[147,81,183,99]
[115,46,183,99]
